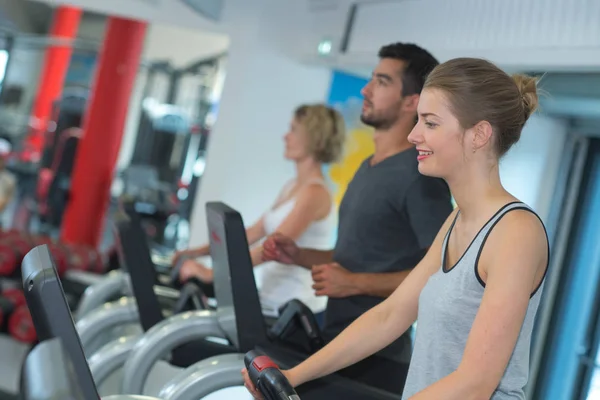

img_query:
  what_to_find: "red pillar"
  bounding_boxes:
[26,6,82,158]
[60,17,147,247]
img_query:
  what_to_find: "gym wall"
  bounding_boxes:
[187,0,332,248]
[500,114,568,222]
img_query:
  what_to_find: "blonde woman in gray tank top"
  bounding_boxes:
[243,57,550,400]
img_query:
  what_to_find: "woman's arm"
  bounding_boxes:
[178,181,323,278]
[178,180,294,260]
[178,218,267,260]
[286,209,458,387]
[246,219,267,246]
[250,183,332,267]
[177,216,272,282]
[273,183,331,241]
[177,206,270,264]
[409,210,548,400]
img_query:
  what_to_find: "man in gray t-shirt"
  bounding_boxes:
[262,42,453,394]
[328,145,451,359]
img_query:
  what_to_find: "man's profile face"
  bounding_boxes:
[360,58,406,130]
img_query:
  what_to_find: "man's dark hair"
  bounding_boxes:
[378,43,439,96]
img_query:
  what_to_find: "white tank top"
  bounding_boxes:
[255,178,337,316]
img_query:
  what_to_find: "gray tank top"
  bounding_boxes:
[402,202,548,399]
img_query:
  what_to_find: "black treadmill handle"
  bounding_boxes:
[269,300,325,352]
[245,351,299,400]
[259,369,300,400]
[172,281,208,312]
[298,313,325,348]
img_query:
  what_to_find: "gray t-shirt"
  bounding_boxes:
[323,147,453,362]
[402,202,548,399]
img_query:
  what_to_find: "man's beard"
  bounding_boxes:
[360,110,399,130]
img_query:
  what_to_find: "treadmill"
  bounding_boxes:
[23,337,160,400]
[113,205,236,366]
[114,204,323,360]
[20,245,162,400]
[118,202,400,399]
[204,202,401,400]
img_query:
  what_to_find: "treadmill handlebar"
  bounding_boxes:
[269,299,325,352]
[245,350,300,400]
[168,254,216,298]
[172,280,209,312]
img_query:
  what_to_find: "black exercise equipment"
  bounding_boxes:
[206,201,400,399]
[23,337,86,400]
[41,130,81,227]
[115,201,324,363]
[39,89,88,172]
[172,280,209,312]
[268,299,325,354]
[20,246,161,400]
[21,245,99,399]
[113,204,232,366]
[36,89,88,229]
[131,104,190,185]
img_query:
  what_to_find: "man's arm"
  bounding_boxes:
[284,210,457,388]
[296,248,335,269]
[312,263,418,298]
[262,232,334,269]
[348,250,429,297]
[350,270,412,297]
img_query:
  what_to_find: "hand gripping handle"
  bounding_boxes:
[244,350,300,400]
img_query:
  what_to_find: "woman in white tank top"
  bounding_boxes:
[174,104,346,316]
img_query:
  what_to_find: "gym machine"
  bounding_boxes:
[21,244,246,400]
[114,202,401,399]
[20,245,165,399]
[84,201,325,394]
[129,101,191,185]
[70,207,224,395]
[120,103,189,245]
[74,269,132,319]
[36,89,88,230]
[85,204,246,396]
[74,206,210,358]
[51,201,401,398]
[122,56,220,244]
[72,203,199,318]
[23,337,161,400]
